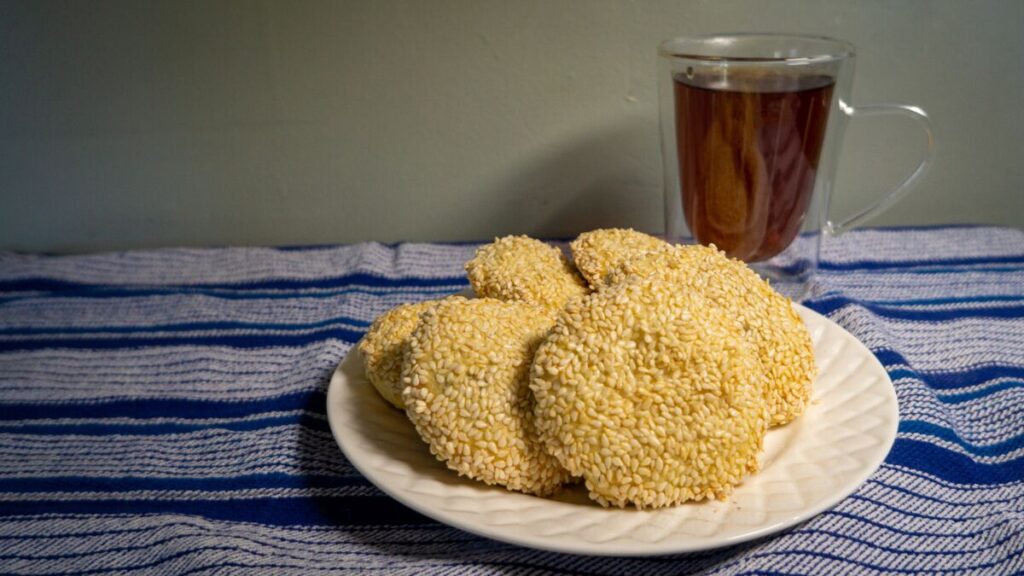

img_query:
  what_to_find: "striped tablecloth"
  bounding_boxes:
[1,226,1022,575]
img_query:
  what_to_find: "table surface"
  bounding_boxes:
[1,226,1022,575]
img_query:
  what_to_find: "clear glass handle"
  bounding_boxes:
[825,101,935,236]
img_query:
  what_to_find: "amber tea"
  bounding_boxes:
[673,72,834,262]
[660,35,934,294]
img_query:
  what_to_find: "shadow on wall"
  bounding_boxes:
[470,117,663,241]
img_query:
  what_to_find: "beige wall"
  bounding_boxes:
[1,0,1021,252]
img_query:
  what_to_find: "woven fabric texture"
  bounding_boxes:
[1,226,1022,574]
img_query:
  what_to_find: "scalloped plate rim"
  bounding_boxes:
[326,303,898,556]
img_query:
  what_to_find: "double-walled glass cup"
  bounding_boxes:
[659,33,934,297]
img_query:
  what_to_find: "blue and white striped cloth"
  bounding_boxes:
[1,226,1022,575]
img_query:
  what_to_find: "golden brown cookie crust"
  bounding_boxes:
[465,235,589,311]
[569,228,668,289]
[402,298,571,496]
[531,276,768,508]
[609,244,816,427]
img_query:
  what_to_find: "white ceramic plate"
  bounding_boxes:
[326,304,898,556]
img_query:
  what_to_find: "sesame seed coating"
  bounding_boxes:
[609,244,816,427]
[358,297,465,410]
[402,298,572,496]
[531,276,767,508]
[465,235,589,311]
[569,228,669,289]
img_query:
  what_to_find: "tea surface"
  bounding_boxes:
[673,72,834,262]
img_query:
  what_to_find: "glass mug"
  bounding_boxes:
[658,33,934,297]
